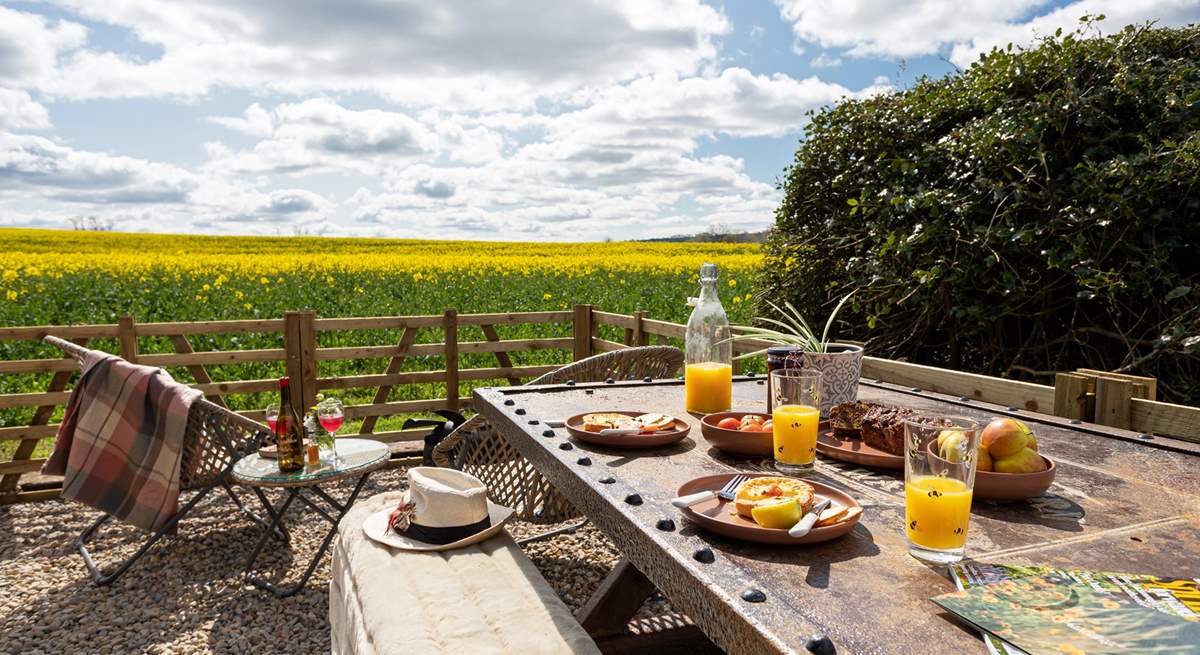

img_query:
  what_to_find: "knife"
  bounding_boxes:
[789,498,832,538]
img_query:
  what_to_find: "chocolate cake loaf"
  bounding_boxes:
[829,401,946,456]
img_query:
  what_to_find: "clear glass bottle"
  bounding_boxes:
[684,263,732,413]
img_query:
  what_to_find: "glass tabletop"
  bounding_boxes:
[232,438,390,487]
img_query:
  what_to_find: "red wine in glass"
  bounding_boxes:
[266,417,278,432]
[319,415,343,433]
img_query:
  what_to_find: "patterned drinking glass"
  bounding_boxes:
[770,368,822,475]
[904,416,981,563]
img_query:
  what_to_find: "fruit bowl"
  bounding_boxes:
[927,441,1056,501]
[699,411,773,456]
[973,457,1056,501]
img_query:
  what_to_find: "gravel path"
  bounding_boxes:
[0,466,672,654]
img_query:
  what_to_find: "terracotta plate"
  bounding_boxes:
[564,410,690,448]
[699,411,773,456]
[677,472,862,545]
[816,429,904,469]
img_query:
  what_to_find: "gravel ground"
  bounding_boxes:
[0,466,672,654]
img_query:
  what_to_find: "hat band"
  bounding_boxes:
[397,516,492,545]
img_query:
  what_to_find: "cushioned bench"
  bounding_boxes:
[330,492,601,655]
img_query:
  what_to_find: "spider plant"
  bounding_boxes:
[726,292,855,359]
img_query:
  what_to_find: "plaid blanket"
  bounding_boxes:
[43,351,203,533]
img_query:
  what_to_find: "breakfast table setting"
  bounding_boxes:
[472,374,1200,654]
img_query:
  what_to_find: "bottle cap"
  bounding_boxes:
[279,376,290,388]
[699,263,718,282]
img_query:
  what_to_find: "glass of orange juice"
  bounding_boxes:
[685,362,732,413]
[770,369,821,475]
[904,416,981,563]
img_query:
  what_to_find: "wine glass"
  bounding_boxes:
[264,402,279,435]
[316,398,344,463]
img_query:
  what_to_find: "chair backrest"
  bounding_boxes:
[43,335,270,490]
[528,345,683,385]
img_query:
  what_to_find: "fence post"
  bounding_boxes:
[1094,376,1133,430]
[284,310,318,412]
[1052,373,1090,421]
[573,304,594,361]
[444,308,459,411]
[634,310,648,346]
[118,315,138,363]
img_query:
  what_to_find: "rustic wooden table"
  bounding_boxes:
[475,377,1200,655]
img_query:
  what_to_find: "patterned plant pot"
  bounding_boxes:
[800,343,864,414]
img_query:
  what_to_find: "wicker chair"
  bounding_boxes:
[432,346,683,542]
[44,335,277,586]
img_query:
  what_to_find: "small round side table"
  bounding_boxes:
[233,438,389,597]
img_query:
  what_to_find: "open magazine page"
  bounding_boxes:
[947,561,1200,653]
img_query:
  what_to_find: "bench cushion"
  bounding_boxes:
[331,491,600,655]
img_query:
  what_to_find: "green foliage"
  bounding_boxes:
[763,21,1200,404]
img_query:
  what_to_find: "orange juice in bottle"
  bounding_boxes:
[684,263,731,413]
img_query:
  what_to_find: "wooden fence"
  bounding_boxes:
[1,305,1197,504]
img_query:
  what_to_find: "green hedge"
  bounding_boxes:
[763,21,1200,405]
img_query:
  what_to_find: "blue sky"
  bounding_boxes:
[1,1,1196,240]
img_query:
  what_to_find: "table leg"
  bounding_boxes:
[576,558,657,636]
[243,473,372,598]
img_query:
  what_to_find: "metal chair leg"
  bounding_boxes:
[222,480,289,543]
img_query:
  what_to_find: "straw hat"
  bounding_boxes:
[363,467,513,552]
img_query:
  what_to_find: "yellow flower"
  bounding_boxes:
[235,290,244,299]
[275,277,283,284]
[543,293,553,300]
[732,296,741,303]
[5,290,17,301]
[24,266,39,276]
[354,286,365,294]
[413,272,424,282]
[260,277,269,284]
[325,275,334,285]
[728,279,737,286]
[202,283,211,291]
[244,303,253,310]
[2,270,16,282]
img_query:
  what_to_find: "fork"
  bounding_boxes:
[670,474,749,508]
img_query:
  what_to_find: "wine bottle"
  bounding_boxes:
[275,376,305,473]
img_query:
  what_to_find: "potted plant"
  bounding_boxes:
[727,293,863,413]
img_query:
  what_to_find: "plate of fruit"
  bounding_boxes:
[699,412,775,456]
[675,473,862,545]
[930,418,1055,501]
[564,411,690,448]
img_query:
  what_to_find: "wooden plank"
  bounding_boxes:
[352,428,432,444]
[0,424,60,441]
[297,310,318,412]
[320,369,444,391]
[284,311,305,415]
[190,379,278,395]
[0,488,64,505]
[313,315,443,331]
[344,398,470,419]
[358,326,418,434]
[592,338,628,353]
[458,338,574,354]
[316,339,572,361]
[1052,373,1090,421]
[1094,376,1133,430]
[134,318,286,336]
[444,308,459,412]
[640,318,687,340]
[593,311,637,330]
[1077,368,1156,401]
[316,344,438,361]
[117,315,138,362]
[459,365,559,381]
[170,334,229,407]
[573,304,593,361]
[0,459,45,476]
[860,356,1055,412]
[135,349,286,367]
[481,324,521,386]
[1130,398,1200,442]
[0,358,79,374]
[457,311,573,326]
[0,391,73,409]
[576,559,657,637]
[0,324,118,340]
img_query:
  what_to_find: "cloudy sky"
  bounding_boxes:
[1,1,1197,241]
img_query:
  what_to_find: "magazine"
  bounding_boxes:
[939,562,1200,654]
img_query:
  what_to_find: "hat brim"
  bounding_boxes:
[362,500,514,552]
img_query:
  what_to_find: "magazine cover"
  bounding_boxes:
[935,571,1200,654]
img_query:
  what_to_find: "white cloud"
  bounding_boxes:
[773,0,1200,66]
[0,7,87,87]
[31,0,729,108]
[810,53,842,69]
[0,89,52,130]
